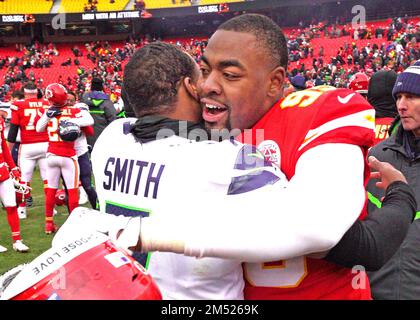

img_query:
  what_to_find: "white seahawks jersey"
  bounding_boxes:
[91,118,285,300]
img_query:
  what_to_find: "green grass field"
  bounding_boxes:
[0,168,92,275]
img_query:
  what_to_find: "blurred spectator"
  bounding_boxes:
[81,77,117,150]
[290,74,307,91]
[367,69,399,145]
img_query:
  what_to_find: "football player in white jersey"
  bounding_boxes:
[90,42,271,299]
[83,41,414,300]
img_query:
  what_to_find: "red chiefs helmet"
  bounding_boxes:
[55,189,66,206]
[45,83,68,107]
[348,72,369,95]
[0,232,162,300]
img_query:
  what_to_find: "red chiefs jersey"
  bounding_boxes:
[237,86,375,300]
[10,98,50,144]
[44,106,83,158]
[0,117,16,169]
[373,117,394,145]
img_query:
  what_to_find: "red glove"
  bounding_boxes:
[11,167,21,181]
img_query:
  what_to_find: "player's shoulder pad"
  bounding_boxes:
[198,139,286,191]
[322,87,372,108]
[97,117,136,141]
[92,118,137,160]
[9,100,24,111]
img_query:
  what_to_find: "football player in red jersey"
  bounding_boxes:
[36,83,93,234]
[7,82,50,220]
[0,113,29,253]
[198,14,375,300]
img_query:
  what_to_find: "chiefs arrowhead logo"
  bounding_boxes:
[257,140,281,167]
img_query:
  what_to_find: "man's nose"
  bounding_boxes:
[397,96,408,112]
[199,73,222,96]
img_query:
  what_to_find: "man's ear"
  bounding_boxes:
[268,66,286,99]
[183,77,199,101]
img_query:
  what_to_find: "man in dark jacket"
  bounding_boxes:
[367,69,398,145]
[367,60,420,299]
[81,77,117,150]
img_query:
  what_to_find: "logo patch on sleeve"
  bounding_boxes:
[257,140,281,167]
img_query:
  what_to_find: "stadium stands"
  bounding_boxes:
[0,17,418,102]
[58,0,86,14]
[58,0,130,13]
[0,0,53,14]
[144,0,244,9]
[96,0,129,12]
[0,0,246,14]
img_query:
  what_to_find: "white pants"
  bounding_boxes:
[18,142,48,183]
[46,155,79,189]
[0,178,17,207]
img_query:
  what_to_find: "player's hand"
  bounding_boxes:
[52,207,142,253]
[368,156,407,190]
[10,167,21,181]
[46,107,62,118]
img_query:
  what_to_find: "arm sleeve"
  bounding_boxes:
[140,143,366,262]
[104,101,117,124]
[325,181,416,271]
[82,126,94,136]
[71,109,94,127]
[1,128,16,168]
[7,124,19,143]
[35,113,49,132]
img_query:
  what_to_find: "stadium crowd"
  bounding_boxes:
[0,16,418,105]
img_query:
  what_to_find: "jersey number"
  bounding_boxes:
[244,257,307,288]
[48,116,71,142]
[281,86,335,109]
[24,109,38,130]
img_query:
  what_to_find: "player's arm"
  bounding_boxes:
[7,104,19,144]
[82,126,94,136]
[325,182,415,271]
[60,143,367,262]
[69,109,94,127]
[152,143,363,261]
[7,124,19,144]
[104,100,117,124]
[1,125,19,179]
[35,112,49,132]
[325,156,416,270]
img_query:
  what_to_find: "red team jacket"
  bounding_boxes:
[237,86,375,300]
[10,98,50,144]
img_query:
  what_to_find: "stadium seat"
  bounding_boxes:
[0,0,53,14]
[58,0,86,14]
[59,0,130,13]
[96,0,129,12]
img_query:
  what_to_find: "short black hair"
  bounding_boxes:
[11,90,24,100]
[23,82,37,91]
[123,41,197,117]
[67,91,76,98]
[217,13,288,69]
